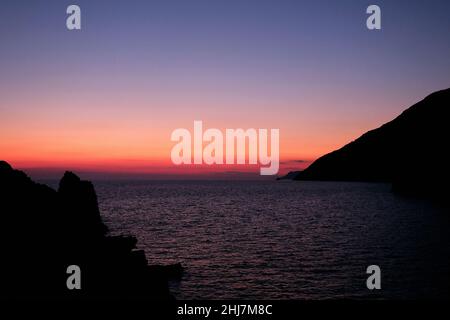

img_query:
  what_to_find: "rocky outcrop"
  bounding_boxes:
[0,161,176,299]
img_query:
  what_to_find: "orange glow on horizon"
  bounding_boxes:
[1,95,390,177]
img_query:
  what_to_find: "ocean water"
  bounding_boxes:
[93,180,450,299]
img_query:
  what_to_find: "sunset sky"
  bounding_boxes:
[1,0,450,178]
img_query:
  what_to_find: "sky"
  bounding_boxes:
[1,0,450,179]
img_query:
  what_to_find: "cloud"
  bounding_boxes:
[280,159,306,165]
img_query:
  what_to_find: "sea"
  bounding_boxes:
[89,180,449,299]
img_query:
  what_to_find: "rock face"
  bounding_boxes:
[295,88,450,199]
[0,161,171,299]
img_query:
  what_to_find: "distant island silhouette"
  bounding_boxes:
[281,88,450,199]
[0,161,181,300]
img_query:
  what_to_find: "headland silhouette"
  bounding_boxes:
[281,88,450,200]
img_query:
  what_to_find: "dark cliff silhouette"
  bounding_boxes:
[0,161,180,300]
[294,88,450,199]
